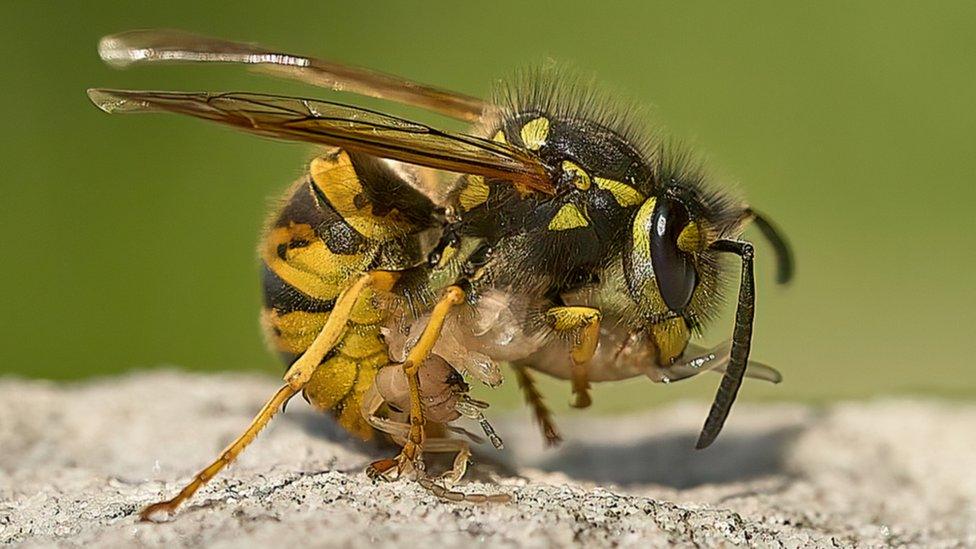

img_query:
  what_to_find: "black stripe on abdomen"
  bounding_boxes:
[262,263,336,314]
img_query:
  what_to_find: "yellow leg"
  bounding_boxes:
[543,306,602,409]
[139,384,297,521]
[364,416,470,483]
[371,285,466,474]
[141,271,396,521]
[282,271,397,390]
[511,364,562,446]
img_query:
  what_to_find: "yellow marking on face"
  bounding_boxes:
[561,160,591,191]
[595,177,644,207]
[631,197,657,258]
[677,221,703,253]
[548,203,589,231]
[262,223,371,301]
[492,130,507,143]
[309,152,410,239]
[458,175,489,211]
[650,317,691,366]
[520,117,550,150]
[629,197,672,314]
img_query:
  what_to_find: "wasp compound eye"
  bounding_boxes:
[651,196,697,313]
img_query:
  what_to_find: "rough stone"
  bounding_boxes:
[1,371,974,547]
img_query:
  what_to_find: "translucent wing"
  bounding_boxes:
[99,29,487,122]
[87,89,553,194]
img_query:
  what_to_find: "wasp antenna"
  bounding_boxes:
[744,208,794,285]
[696,239,755,450]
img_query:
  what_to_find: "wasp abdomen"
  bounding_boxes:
[260,150,435,439]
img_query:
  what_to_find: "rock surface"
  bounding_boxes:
[1,371,974,547]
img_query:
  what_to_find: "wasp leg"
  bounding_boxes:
[369,286,466,476]
[365,422,470,485]
[361,380,510,503]
[416,439,510,503]
[140,271,395,522]
[511,364,562,446]
[282,271,397,390]
[365,416,509,502]
[139,384,298,521]
[543,306,602,408]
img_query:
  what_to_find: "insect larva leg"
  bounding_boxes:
[454,397,504,450]
[511,364,562,447]
[364,392,473,486]
[365,421,473,484]
[139,383,297,521]
[422,438,471,484]
[543,306,602,408]
[416,476,511,504]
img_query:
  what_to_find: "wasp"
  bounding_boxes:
[88,29,794,520]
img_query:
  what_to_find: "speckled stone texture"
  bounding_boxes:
[2,371,974,547]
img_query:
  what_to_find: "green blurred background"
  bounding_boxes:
[2,1,974,411]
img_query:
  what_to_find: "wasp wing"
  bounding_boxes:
[87,89,553,194]
[98,29,487,122]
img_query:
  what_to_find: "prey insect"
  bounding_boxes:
[88,29,794,520]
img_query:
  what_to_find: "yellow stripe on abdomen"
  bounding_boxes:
[260,154,401,441]
[262,222,372,302]
[261,282,391,441]
[301,288,391,440]
[310,151,419,240]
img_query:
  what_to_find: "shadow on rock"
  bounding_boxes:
[285,409,391,451]
[533,426,802,488]
[284,408,518,478]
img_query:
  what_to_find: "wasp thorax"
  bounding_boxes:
[497,112,651,191]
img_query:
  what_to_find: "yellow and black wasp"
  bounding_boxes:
[88,29,793,520]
